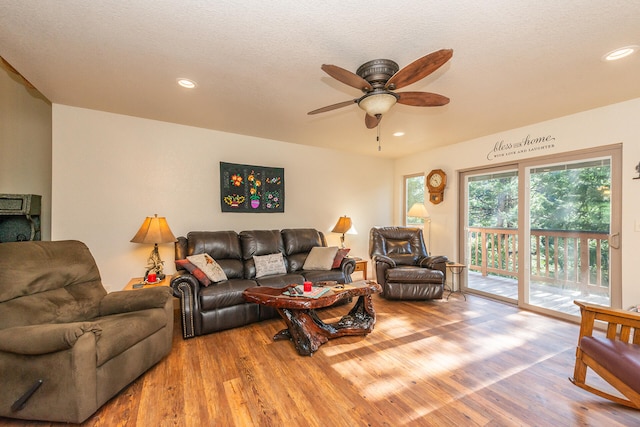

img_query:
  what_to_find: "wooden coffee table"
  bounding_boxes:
[243,280,382,356]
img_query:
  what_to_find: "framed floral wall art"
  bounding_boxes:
[220,162,284,213]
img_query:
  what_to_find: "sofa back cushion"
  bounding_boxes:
[0,240,106,329]
[240,230,285,279]
[178,231,244,279]
[282,228,327,272]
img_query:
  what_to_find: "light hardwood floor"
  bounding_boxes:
[3,294,640,426]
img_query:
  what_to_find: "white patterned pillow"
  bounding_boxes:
[253,253,287,278]
[186,253,227,283]
[303,246,339,271]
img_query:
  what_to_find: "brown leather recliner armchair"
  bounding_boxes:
[0,240,174,424]
[369,226,448,300]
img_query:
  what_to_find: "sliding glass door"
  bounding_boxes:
[461,145,621,318]
[524,157,616,315]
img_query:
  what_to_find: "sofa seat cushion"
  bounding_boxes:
[200,279,257,311]
[386,266,443,284]
[256,273,304,288]
[301,269,346,284]
[580,336,640,393]
[94,309,167,366]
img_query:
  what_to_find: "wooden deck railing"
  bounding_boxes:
[467,227,610,295]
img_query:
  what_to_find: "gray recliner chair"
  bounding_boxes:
[369,226,448,300]
[0,240,174,423]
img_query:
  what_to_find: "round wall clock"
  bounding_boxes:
[427,169,447,204]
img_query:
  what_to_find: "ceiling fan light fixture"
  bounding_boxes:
[358,93,397,116]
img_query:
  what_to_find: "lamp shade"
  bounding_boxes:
[407,203,430,218]
[130,214,176,244]
[331,216,353,234]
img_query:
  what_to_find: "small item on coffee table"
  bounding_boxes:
[303,281,312,292]
[316,280,337,287]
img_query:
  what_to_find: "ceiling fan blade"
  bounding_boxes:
[396,91,450,107]
[385,49,453,90]
[321,64,372,92]
[308,99,358,115]
[365,114,381,129]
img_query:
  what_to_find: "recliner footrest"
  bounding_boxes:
[386,267,443,283]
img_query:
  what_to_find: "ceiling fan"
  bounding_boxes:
[308,49,453,129]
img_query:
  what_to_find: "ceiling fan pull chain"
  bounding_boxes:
[377,122,382,151]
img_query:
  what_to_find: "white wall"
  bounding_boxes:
[0,62,52,239]
[52,105,394,291]
[394,97,640,308]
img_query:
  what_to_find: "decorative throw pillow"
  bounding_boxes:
[186,253,228,283]
[303,246,339,271]
[332,248,351,269]
[253,253,287,278]
[175,259,212,287]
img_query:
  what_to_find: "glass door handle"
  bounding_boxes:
[609,232,620,249]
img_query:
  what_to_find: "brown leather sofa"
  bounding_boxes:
[369,226,448,300]
[170,228,356,338]
[0,241,174,424]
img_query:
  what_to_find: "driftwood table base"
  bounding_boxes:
[243,280,382,356]
[274,295,377,356]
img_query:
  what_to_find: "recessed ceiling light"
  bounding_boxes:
[393,131,405,137]
[603,45,638,61]
[177,78,197,88]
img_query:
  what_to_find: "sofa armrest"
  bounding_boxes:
[339,257,356,280]
[170,271,201,297]
[99,286,172,316]
[372,255,396,268]
[0,322,101,355]
[170,271,202,339]
[371,255,396,286]
[420,255,449,269]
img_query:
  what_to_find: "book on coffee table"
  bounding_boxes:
[284,285,331,299]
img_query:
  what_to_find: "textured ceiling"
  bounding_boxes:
[1,1,639,158]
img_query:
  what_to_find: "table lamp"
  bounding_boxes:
[407,203,431,248]
[130,214,176,280]
[332,215,354,249]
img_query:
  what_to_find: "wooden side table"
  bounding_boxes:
[352,258,368,280]
[445,262,467,301]
[124,276,171,291]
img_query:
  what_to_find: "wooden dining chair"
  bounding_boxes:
[570,300,640,409]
